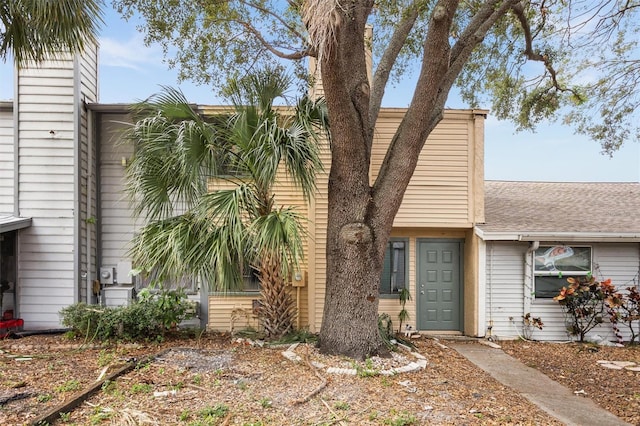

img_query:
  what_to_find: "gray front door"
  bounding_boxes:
[417,240,463,331]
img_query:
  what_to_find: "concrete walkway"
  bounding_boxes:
[450,342,630,426]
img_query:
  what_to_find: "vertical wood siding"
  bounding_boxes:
[0,108,14,214]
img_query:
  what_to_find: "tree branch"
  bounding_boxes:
[368,2,421,130]
[446,0,515,94]
[241,22,310,60]
[510,1,582,99]
[238,0,307,42]
[370,0,459,243]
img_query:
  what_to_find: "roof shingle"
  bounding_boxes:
[478,181,640,234]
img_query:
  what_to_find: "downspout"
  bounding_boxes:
[524,241,539,318]
[487,245,494,340]
[12,62,20,319]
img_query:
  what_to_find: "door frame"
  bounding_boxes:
[416,238,465,331]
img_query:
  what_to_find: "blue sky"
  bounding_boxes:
[1,5,638,182]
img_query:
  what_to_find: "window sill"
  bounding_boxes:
[379,293,401,300]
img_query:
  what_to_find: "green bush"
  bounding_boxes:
[60,288,194,341]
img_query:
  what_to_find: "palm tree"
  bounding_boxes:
[124,67,329,337]
[1,0,103,65]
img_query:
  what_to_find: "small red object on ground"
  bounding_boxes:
[0,318,24,338]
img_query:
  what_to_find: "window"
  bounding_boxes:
[380,240,407,295]
[135,269,197,293]
[241,265,261,292]
[533,245,592,298]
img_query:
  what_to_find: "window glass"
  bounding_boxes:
[533,245,592,298]
[380,240,407,294]
[242,266,261,292]
[135,271,197,293]
[534,245,591,274]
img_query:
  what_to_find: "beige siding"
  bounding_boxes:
[100,102,484,334]
[371,110,483,227]
[207,170,312,329]
[208,295,260,332]
[309,140,330,332]
[308,110,483,332]
[208,285,306,332]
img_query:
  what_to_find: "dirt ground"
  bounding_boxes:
[0,332,637,425]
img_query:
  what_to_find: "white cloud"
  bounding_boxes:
[99,34,162,72]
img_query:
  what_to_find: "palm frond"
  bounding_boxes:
[124,67,329,296]
[129,214,248,292]
[223,65,293,112]
[128,215,201,284]
[250,207,308,279]
[124,87,221,220]
[2,0,103,65]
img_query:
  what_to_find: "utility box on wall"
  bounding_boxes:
[100,267,115,285]
[103,286,133,307]
[116,261,133,284]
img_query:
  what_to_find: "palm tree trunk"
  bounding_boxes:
[258,255,296,338]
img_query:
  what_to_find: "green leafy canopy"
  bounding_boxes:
[113,0,640,153]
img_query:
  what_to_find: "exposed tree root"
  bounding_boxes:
[291,346,328,405]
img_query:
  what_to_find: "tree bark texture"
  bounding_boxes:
[317,1,389,359]
[318,0,460,359]
[259,255,296,337]
[318,0,510,359]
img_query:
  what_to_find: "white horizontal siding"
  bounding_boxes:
[485,242,528,340]
[0,109,14,214]
[80,43,99,102]
[18,85,71,95]
[15,53,78,329]
[487,241,640,343]
[99,114,138,270]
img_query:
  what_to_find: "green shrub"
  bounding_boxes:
[554,276,607,342]
[60,288,194,342]
[58,303,103,338]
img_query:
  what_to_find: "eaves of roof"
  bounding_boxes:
[475,227,640,243]
[0,216,32,233]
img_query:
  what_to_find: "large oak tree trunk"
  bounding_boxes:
[317,1,460,359]
[317,3,390,358]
